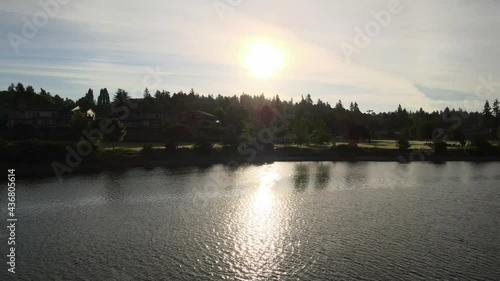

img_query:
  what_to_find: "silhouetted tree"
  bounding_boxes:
[113,89,130,105]
[69,111,88,140]
[396,138,411,151]
[103,118,127,149]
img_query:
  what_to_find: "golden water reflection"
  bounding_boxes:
[233,164,289,280]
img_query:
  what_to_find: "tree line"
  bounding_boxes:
[1,82,499,145]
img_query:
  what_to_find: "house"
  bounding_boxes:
[114,99,165,141]
[4,104,72,128]
[173,110,223,141]
[0,108,24,128]
[181,110,221,134]
[3,104,96,140]
[72,106,96,121]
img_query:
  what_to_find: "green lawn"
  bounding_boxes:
[101,140,499,151]
[101,142,226,151]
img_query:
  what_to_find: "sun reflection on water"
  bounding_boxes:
[252,166,277,215]
[232,164,288,280]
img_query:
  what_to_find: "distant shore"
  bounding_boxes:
[3,148,500,179]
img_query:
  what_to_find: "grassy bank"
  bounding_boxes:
[100,140,500,151]
[2,139,500,179]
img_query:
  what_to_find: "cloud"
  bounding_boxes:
[1,0,499,111]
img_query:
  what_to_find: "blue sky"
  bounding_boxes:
[1,0,499,112]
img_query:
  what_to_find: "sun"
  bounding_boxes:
[244,40,284,79]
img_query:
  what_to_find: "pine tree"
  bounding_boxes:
[493,99,499,117]
[144,88,151,99]
[15,83,25,94]
[397,104,403,114]
[483,100,491,116]
[482,100,493,130]
[335,100,344,110]
[7,83,15,93]
[85,89,94,106]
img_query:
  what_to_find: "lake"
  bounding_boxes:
[1,162,500,280]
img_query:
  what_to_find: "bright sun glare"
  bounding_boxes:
[244,40,284,79]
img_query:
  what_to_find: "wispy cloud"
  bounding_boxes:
[1,0,499,111]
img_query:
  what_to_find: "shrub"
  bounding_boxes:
[329,141,337,150]
[335,144,358,157]
[433,141,448,154]
[165,140,177,152]
[193,137,213,154]
[471,135,492,149]
[141,144,153,156]
[396,139,411,151]
[4,139,69,162]
[77,137,100,156]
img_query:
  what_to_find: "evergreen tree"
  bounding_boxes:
[483,100,492,116]
[482,100,493,130]
[493,99,499,117]
[15,83,25,94]
[26,86,36,96]
[335,100,344,110]
[114,89,130,104]
[85,89,95,106]
[7,83,15,93]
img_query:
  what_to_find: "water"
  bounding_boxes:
[1,162,500,280]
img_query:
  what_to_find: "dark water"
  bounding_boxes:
[1,162,500,280]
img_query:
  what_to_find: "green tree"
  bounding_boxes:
[142,88,155,111]
[492,99,499,117]
[214,106,225,120]
[69,112,88,139]
[96,88,111,117]
[113,89,130,105]
[84,89,95,106]
[7,83,15,94]
[335,99,344,111]
[15,83,25,94]
[104,118,127,149]
[225,105,249,133]
[417,121,434,140]
[396,138,411,150]
[310,119,331,144]
[482,100,494,130]
[449,127,466,146]
[163,123,193,147]
[26,85,36,96]
[292,118,309,145]
[53,95,64,104]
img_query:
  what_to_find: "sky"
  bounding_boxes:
[1,0,500,112]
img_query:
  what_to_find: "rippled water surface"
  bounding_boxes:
[1,162,500,280]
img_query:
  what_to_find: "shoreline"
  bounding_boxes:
[3,151,500,179]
